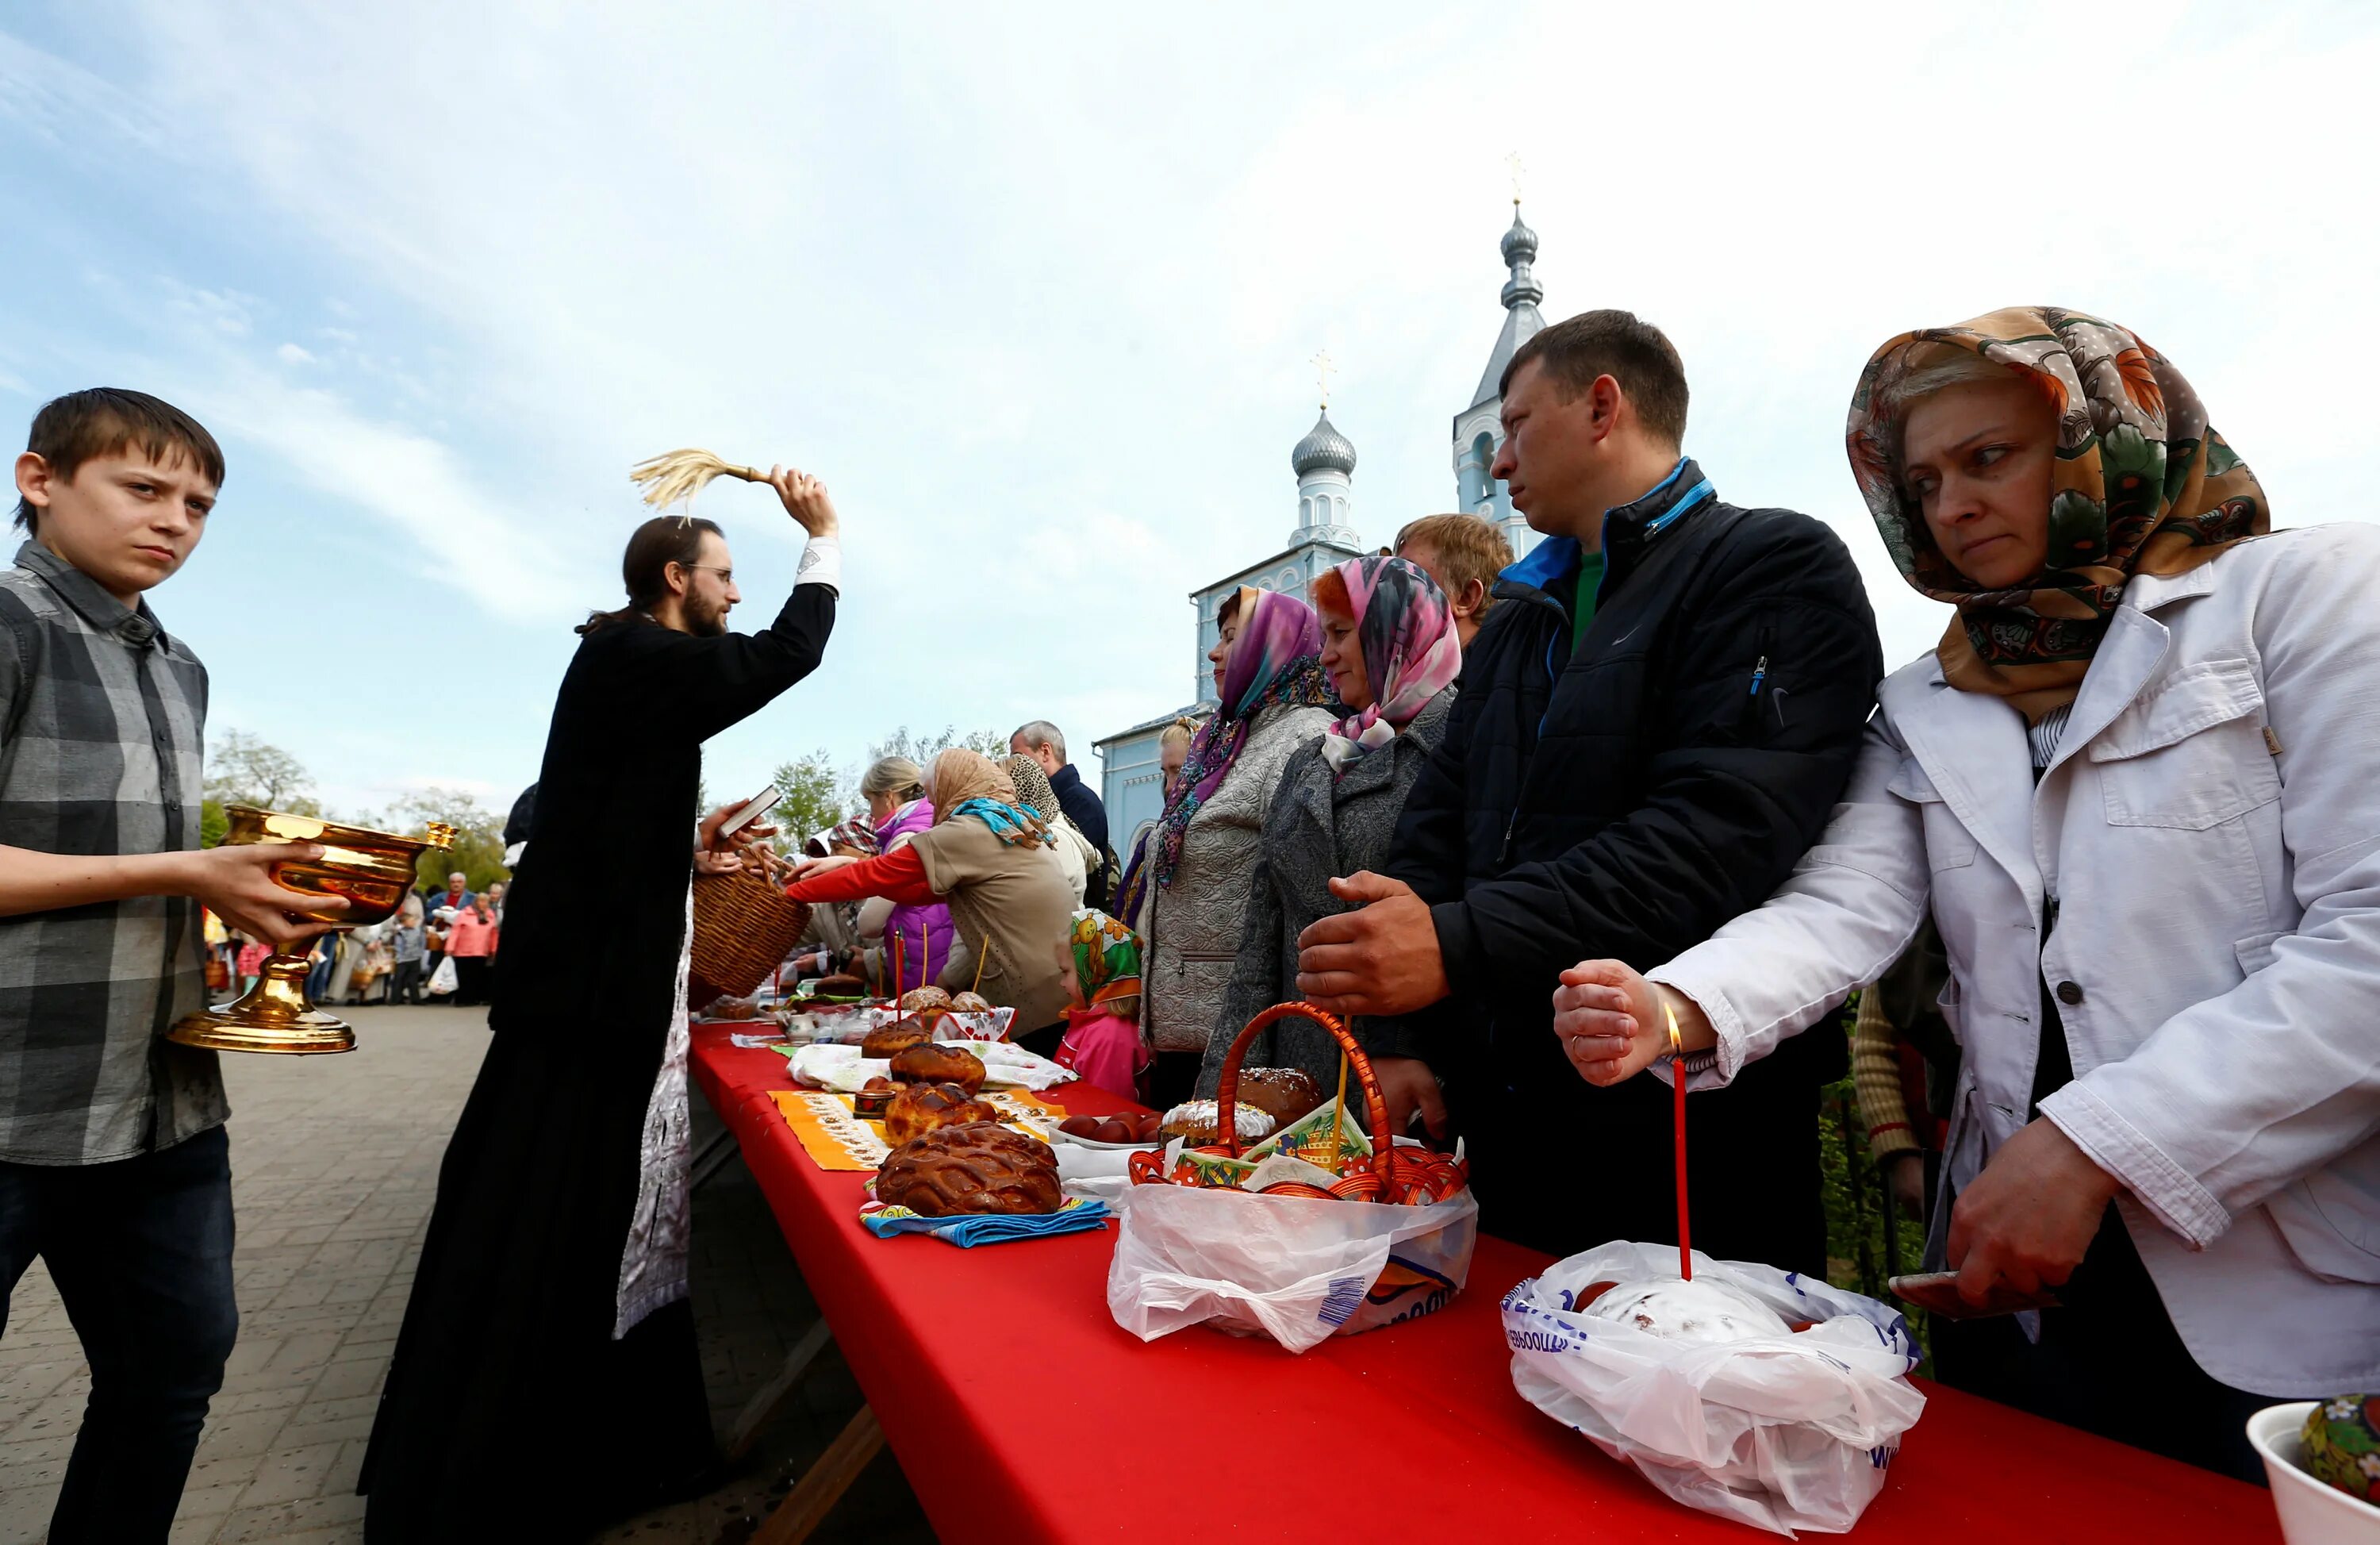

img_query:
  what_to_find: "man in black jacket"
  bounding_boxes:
[1297,311,1881,1270]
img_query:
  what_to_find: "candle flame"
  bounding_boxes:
[1665,1001,1683,1059]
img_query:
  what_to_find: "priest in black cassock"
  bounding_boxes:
[361,468,841,1542]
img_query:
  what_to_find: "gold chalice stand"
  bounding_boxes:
[170,806,458,1055]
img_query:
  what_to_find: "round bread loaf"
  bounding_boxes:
[949,990,992,1014]
[861,1021,932,1059]
[881,1082,998,1147]
[1237,1067,1324,1128]
[813,973,866,997]
[889,1043,987,1093]
[1587,1278,1791,1345]
[1159,1099,1274,1147]
[898,986,953,1013]
[877,1123,1061,1216]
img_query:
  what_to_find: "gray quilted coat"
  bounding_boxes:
[1196,688,1456,1093]
[1139,701,1335,1055]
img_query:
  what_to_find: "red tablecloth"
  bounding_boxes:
[692,1025,2279,1544]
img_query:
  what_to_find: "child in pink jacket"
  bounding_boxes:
[1053,909,1148,1102]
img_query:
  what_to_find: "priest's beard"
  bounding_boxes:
[685,596,731,637]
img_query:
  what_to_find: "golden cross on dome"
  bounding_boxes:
[1506,150,1525,206]
[1311,348,1336,410]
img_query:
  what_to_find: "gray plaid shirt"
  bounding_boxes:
[0,540,220,1164]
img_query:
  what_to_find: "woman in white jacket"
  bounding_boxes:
[1553,307,2379,1481]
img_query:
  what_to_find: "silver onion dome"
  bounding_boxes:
[1290,409,1357,478]
[1500,206,1544,309]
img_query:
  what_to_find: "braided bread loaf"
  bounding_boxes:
[877,1123,1061,1216]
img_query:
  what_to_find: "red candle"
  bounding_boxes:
[1668,1004,1691,1281]
[892,931,906,999]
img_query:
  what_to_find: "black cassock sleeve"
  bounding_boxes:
[611,580,838,744]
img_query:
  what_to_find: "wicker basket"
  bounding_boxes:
[688,864,810,1012]
[1127,1002,1468,1205]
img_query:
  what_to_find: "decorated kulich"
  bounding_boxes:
[2301,1394,2380,1501]
[170,806,455,1055]
[1158,1099,1275,1147]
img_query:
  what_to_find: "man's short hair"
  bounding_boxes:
[15,388,226,533]
[1010,720,1065,761]
[1500,309,1688,447]
[1395,513,1515,617]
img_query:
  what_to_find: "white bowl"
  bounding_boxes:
[2249,1401,2380,1545]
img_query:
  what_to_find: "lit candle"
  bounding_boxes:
[1668,1001,1690,1282]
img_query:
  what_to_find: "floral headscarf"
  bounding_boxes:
[1311,556,1461,776]
[1067,908,1142,1009]
[1113,586,1330,923]
[1002,755,1061,822]
[807,817,880,858]
[924,748,1051,849]
[1848,306,2269,721]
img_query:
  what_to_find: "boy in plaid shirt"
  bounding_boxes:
[1,390,335,1543]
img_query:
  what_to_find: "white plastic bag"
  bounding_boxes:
[1107,1180,1476,1354]
[1501,1241,1924,1537]
[426,955,458,997]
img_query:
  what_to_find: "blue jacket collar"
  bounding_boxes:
[1499,457,1714,598]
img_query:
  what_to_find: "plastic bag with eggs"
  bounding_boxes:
[1500,1240,1924,1537]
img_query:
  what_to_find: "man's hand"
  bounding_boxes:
[1370,1055,1449,1141]
[1946,1116,2119,1305]
[768,466,839,540]
[698,802,777,855]
[1294,872,1448,1017]
[693,849,744,876]
[1549,959,1715,1086]
[181,844,347,948]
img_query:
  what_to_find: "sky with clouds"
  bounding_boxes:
[2,1,2373,826]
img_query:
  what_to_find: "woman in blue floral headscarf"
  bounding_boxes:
[1124,586,1335,1107]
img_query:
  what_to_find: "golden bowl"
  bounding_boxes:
[171,807,457,1055]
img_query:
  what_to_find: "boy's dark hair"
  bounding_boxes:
[15,388,226,533]
[1500,309,1690,447]
[578,515,724,635]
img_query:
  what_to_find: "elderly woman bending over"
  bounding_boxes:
[786,749,1076,1053]
[1554,308,2380,1481]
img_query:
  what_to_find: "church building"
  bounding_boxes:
[1093,203,1550,855]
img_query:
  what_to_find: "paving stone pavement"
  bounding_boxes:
[0,1005,935,1545]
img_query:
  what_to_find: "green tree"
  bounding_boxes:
[205,729,321,813]
[201,730,321,847]
[390,786,509,892]
[866,724,1010,766]
[771,748,850,849]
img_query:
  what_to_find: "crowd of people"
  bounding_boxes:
[200,870,509,1009]
[3,294,2376,1542]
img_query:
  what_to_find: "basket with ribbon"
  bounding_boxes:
[1107,1003,1477,1352]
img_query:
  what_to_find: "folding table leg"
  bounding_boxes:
[726,1316,835,1462]
[690,1128,742,1191]
[752,1403,885,1545]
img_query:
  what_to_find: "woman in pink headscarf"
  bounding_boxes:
[1196,555,1462,1099]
